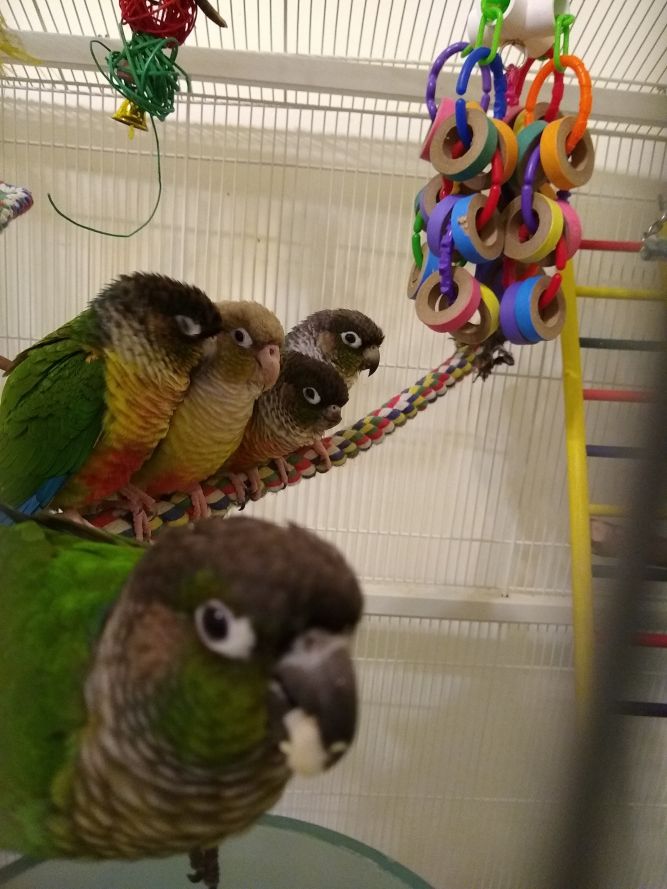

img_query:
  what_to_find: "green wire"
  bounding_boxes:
[47,114,162,238]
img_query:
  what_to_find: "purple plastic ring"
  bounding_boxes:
[426,41,491,121]
[439,224,455,301]
[521,144,542,234]
[426,194,461,255]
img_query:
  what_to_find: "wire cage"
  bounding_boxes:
[1,2,666,887]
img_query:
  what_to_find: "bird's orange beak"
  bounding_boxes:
[256,343,281,390]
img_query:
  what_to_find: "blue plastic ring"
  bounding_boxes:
[456,46,507,120]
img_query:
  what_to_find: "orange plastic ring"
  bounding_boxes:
[524,55,592,153]
[540,116,595,190]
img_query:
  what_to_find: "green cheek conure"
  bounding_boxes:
[0,505,362,888]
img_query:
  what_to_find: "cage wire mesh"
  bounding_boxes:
[1,0,666,887]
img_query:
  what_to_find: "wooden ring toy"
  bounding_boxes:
[450,193,504,264]
[504,194,563,263]
[540,116,595,189]
[499,282,533,345]
[429,108,498,181]
[415,267,482,332]
[406,246,439,300]
[455,283,500,344]
[463,118,518,190]
[418,175,444,223]
[514,275,566,342]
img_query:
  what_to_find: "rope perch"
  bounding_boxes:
[88,344,481,538]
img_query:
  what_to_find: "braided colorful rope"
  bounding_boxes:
[0,182,33,233]
[89,344,480,538]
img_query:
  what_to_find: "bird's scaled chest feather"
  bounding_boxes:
[137,373,259,494]
[49,726,289,858]
[55,354,190,506]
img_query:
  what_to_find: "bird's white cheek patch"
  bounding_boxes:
[279,708,328,776]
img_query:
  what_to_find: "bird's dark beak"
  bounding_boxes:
[271,630,357,775]
[323,405,342,428]
[361,345,380,376]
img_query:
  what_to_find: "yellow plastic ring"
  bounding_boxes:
[455,284,500,345]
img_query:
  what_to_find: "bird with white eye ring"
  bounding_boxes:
[195,599,257,660]
[129,300,285,539]
[223,351,349,501]
[284,308,384,389]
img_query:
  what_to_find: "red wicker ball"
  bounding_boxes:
[119,0,198,45]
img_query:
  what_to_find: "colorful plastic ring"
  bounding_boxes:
[425,41,491,121]
[456,46,507,120]
[524,56,592,153]
[455,283,500,345]
[512,120,547,190]
[540,116,595,189]
[543,199,583,265]
[430,108,498,181]
[406,246,440,300]
[450,193,504,264]
[455,97,472,149]
[415,267,482,333]
[504,194,564,263]
[421,97,457,161]
[426,194,461,254]
[464,118,518,190]
[514,275,566,342]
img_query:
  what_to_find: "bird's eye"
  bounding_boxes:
[302,387,321,405]
[175,315,203,338]
[232,328,253,348]
[194,599,255,660]
[341,331,362,348]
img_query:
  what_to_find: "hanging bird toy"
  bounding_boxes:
[47,0,227,236]
[408,3,594,353]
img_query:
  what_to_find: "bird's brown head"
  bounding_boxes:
[213,301,285,393]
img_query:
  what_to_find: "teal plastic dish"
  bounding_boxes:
[0,814,435,889]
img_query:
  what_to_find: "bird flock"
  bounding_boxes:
[0,272,384,540]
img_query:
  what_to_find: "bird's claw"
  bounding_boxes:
[274,456,291,487]
[188,847,219,889]
[227,472,249,506]
[188,484,211,521]
[312,437,332,470]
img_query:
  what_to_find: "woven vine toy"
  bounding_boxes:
[47,0,227,236]
[408,6,594,350]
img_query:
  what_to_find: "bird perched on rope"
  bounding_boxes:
[284,308,384,389]
[223,352,349,500]
[0,504,362,889]
[130,301,283,535]
[0,273,222,530]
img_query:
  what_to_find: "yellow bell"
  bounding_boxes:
[111,100,148,134]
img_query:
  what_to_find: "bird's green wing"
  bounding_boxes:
[0,511,144,856]
[0,319,106,513]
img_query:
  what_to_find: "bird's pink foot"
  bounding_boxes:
[118,484,156,514]
[246,466,262,498]
[312,437,332,470]
[274,456,291,487]
[113,485,156,542]
[188,484,211,520]
[227,472,249,505]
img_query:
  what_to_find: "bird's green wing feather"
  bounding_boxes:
[0,514,144,856]
[0,317,106,511]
